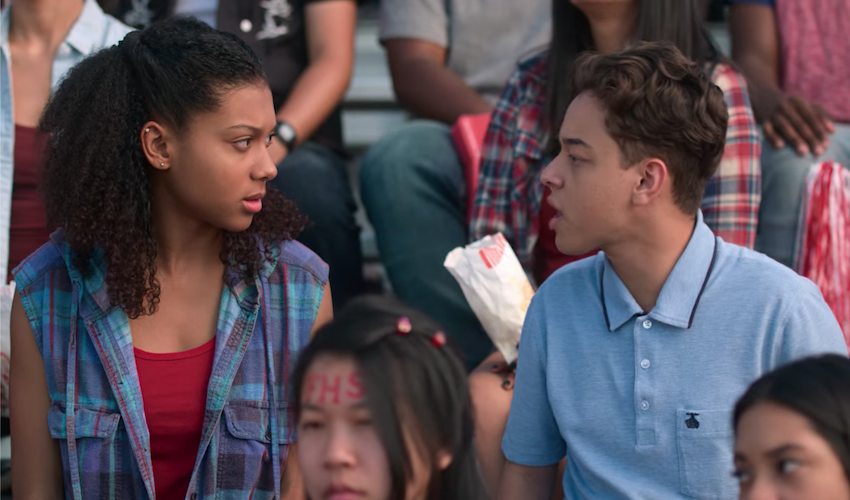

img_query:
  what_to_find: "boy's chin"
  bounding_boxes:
[555,238,597,257]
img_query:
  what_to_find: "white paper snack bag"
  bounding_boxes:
[444,233,533,364]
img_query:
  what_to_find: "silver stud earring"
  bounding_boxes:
[160,162,164,167]
[145,128,150,133]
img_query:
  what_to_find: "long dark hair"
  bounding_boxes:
[292,296,489,500]
[545,0,721,149]
[734,354,850,480]
[38,17,306,319]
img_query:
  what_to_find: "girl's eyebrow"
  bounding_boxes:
[226,124,274,136]
[766,443,805,458]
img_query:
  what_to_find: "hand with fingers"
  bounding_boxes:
[763,94,835,157]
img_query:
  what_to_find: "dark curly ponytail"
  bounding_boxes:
[39,17,306,318]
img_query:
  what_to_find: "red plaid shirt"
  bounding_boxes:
[469,52,761,268]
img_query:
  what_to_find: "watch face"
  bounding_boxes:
[277,123,295,142]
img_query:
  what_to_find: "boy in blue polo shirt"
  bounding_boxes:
[497,42,847,499]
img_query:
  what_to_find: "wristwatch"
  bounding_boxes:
[275,120,297,152]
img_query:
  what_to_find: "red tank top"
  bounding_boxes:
[533,190,596,284]
[135,337,216,500]
[8,124,50,280]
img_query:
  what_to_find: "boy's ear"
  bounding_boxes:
[631,157,669,207]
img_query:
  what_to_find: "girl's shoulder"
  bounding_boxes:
[12,230,75,293]
[266,238,329,286]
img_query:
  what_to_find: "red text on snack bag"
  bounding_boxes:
[479,233,507,269]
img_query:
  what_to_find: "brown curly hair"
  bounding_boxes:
[571,40,729,215]
[38,17,306,319]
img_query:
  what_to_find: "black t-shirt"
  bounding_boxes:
[108,0,345,152]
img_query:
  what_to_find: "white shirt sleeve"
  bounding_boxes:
[379,0,448,48]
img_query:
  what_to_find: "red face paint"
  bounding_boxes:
[318,375,342,404]
[303,371,365,406]
[346,371,364,400]
[305,373,319,404]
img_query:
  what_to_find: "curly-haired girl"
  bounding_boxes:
[9,16,331,500]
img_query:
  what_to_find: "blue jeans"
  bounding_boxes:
[272,141,364,308]
[756,124,850,267]
[359,121,491,370]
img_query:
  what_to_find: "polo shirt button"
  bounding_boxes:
[265,429,272,441]
[642,319,652,329]
[240,19,253,32]
[640,400,650,411]
[640,359,650,369]
[190,494,197,500]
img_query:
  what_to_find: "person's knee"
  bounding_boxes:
[273,145,353,220]
[359,120,457,204]
[760,145,811,202]
[761,145,816,220]
[276,144,345,189]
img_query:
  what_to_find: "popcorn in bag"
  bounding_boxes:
[444,233,534,364]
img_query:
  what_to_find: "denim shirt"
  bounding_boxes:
[13,231,328,499]
[0,0,131,284]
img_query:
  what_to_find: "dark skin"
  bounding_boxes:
[730,3,835,156]
[384,38,493,124]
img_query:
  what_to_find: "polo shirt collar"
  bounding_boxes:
[64,0,109,57]
[601,211,718,331]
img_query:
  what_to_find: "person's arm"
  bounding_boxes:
[385,39,493,124]
[701,65,760,249]
[268,0,356,164]
[10,292,64,499]
[280,442,304,499]
[468,352,515,493]
[730,2,834,155]
[498,298,564,500]
[498,461,557,500]
[281,287,330,498]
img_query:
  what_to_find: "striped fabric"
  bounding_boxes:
[14,230,328,500]
[469,52,762,268]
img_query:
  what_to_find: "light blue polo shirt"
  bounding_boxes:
[503,212,847,499]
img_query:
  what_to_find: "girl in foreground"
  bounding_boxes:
[10,17,331,500]
[734,354,850,499]
[293,296,489,500]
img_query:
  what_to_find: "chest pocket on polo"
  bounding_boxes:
[676,408,737,500]
[218,401,295,494]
